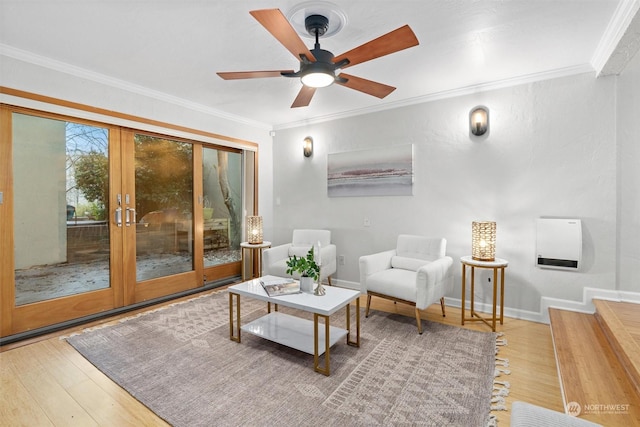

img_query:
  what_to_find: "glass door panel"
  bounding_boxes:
[134,134,194,281]
[202,147,242,268]
[13,113,111,305]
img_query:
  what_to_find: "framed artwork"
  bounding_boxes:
[327,144,414,197]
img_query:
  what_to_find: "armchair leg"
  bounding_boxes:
[366,295,372,318]
[415,308,423,335]
[440,297,446,317]
[327,276,332,286]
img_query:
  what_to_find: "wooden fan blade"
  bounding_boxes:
[336,73,396,99]
[217,70,294,80]
[333,25,418,69]
[250,9,316,61]
[291,86,316,108]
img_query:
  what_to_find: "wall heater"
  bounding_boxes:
[536,218,582,270]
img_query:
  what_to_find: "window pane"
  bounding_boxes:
[135,134,193,281]
[202,147,242,268]
[13,114,110,305]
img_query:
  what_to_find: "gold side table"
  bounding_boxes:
[460,255,508,332]
[240,241,271,280]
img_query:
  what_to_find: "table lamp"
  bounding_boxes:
[247,216,263,244]
[472,221,496,261]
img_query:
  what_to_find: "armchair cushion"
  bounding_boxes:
[391,256,430,271]
[367,268,418,302]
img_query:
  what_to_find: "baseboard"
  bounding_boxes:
[332,278,362,292]
[445,297,544,324]
[337,277,640,326]
[540,287,640,324]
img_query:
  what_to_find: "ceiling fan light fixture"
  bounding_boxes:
[301,70,335,88]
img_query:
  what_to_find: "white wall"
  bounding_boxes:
[617,51,640,292]
[272,72,620,315]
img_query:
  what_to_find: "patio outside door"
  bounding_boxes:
[124,131,198,303]
[1,110,122,335]
[1,108,248,338]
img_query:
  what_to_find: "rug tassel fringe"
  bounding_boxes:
[495,357,509,367]
[494,367,511,376]
[493,386,509,397]
[490,333,511,422]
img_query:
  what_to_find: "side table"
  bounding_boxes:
[240,241,271,280]
[460,255,508,332]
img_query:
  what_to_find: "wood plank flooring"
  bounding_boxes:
[1,288,564,426]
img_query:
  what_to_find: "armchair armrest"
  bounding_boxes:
[320,244,336,268]
[415,256,454,310]
[359,249,396,292]
[262,243,292,270]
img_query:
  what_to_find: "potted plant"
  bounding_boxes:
[286,247,320,293]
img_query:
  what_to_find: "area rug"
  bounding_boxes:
[66,290,508,426]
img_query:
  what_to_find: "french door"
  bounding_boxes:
[0,107,247,337]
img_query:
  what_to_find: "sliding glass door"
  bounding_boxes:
[13,114,113,305]
[1,109,122,334]
[202,146,242,276]
[1,106,252,338]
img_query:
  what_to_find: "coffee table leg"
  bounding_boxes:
[229,292,241,343]
[314,313,331,376]
[346,298,360,347]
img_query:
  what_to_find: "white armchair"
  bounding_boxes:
[359,235,454,334]
[262,229,337,285]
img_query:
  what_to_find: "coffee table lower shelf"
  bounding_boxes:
[241,312,348,355]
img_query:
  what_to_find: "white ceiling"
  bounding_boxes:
[0,0,637,129]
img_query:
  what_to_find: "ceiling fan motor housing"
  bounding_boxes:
[305,14,329,37]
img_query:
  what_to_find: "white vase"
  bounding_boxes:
[300,276,314,293]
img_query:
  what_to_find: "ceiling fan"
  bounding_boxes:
[217,8,419,108]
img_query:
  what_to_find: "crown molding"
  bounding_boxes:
[0,43,272,130]
[273,64,595,130]
[591,0,640,76]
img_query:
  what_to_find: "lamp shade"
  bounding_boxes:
[472,221,496,261]
[247,216,263,244]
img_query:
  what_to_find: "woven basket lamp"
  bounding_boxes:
[246,216,263,244]
[472,221,496,261]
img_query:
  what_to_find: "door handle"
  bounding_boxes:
[125,207,136,226]
[115,207,122,227]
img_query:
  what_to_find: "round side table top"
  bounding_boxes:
[461,255,508,268]
[240,241,272,249]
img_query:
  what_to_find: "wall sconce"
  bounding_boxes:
[469,106,489,136]
[472,221,496,261]
[303,136,313,157]
[246,216,263,244]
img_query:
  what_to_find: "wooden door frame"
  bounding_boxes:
[0,90,259,338]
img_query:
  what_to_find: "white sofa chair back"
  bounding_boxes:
[262,229,336,284]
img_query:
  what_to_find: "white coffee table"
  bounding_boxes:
[228,277,361,376]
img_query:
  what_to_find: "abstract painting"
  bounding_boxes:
[328,144,414,197]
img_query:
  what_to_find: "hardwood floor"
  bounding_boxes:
[550,302,640,426]
[1,288,564,426]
